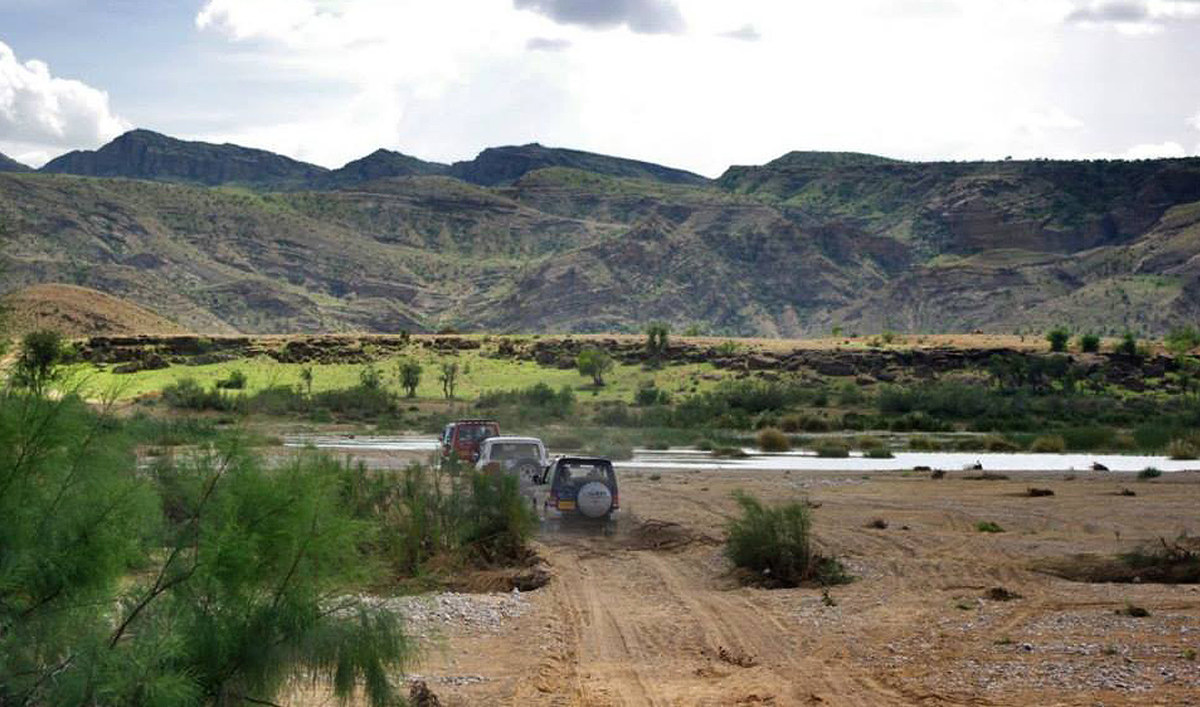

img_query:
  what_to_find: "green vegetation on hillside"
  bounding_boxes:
[6,146,1200,337]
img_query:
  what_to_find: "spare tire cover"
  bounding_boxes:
[576,481,613,518]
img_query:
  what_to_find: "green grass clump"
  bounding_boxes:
[757,428,791,452]
[214,369,247,390]
[908,436,943,451]
[1167,435,1200,460]
[724,492,849,588]
[711,446,750,459]
[982,435,1021,452]
[976,521,1005,533]
[1030,435,1066,453]
[815,442,851,458]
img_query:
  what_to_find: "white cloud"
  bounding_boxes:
[513,0,685,35]
[718,24,761,41]
[1189,110,1200,131]
[1122,140,1187,159]
[182,0,1200,174]
[1065,0,1200,35]
[527,37,572,51]
[0,40,128,163]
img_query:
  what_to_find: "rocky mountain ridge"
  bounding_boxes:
[0,151,31,172]
[4,130,1200,336]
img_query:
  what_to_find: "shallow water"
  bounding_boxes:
[619,449,1197,473]
[284,434,440,452]
[283,435,1196,473]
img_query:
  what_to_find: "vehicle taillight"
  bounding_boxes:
[612,491,619,509]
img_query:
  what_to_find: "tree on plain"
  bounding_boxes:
[398,359,422,398]
[440,361,459,399]
[576,347,614,387]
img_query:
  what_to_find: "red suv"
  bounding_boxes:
[440,419,500,465]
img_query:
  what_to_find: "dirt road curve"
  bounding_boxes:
[298,467,1200,706]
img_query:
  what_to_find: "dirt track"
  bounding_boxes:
[296,466,1200,706]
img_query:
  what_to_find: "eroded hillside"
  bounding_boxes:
[3,147,1200,335]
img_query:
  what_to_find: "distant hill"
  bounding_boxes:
[0,151,31,172]
[4,284,189,337]
[37,131,710,191]
[40,129,328,189]
[7,145,1200,337]
[448,143,709,187]
[314,148,449,189]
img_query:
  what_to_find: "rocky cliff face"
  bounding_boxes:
[448,143,710,187]
[10,137,1200,336]
[40,130,328,189]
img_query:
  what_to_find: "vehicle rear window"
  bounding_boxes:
[557,463,613,484]
[491,443,539,460]
[456,425,495,443]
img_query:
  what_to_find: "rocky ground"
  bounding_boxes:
[288,460,1200,706]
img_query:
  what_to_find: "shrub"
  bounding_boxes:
[1134,423,1174,450]
[835,381,863,405]
[1165,326,1200,356]
[815,442,850,458]
[757,427,791,452]
[781,413,830,432]
[1167,435,1200,460]
[645,322,670,363]
[634,383,670,406]
[711,446,749,459]
[0,396,413,707]
[1046,327,1071,352]
[1118,603,1150,618]
[1138,467,1162,480]
[299,365,314,397]
[1116,332,1138,356]
[908,436,944,451]
[215,369,247,390]
[398,359,422,397]
[865,447,894,459]
[162,377,241,412]
[1079,333,1101,353]
[976,521,1005,533]
[1031,435,1066,453]
[1061,425,1115,451]
[321,385,399,419]
[724,492,848,587]
[439,361,459,399]
[577,347,615,386]
[11,329,66,394]
[461,468,538,565]
[477,382,575,421]
[983,435,1021,452]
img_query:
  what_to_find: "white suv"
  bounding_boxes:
[474,436,550,484]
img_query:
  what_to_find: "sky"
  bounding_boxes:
[1,0,1199,176]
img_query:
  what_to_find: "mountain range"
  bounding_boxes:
[0,151,31,172]
[37,129,708,190]
[3,128,1200,336]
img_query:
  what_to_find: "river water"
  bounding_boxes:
[283,435,1197,473]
